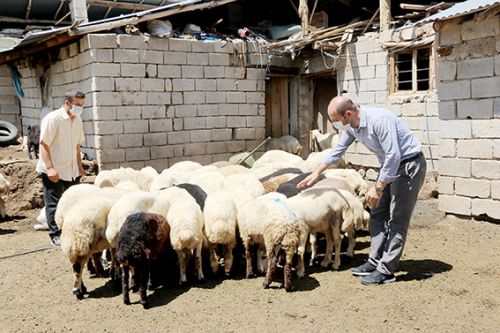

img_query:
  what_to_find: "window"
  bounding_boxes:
[390,47,432,93]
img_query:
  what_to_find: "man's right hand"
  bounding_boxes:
[297,172,320,189]
[47,167,60,183]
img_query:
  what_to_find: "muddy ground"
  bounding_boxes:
[1,145,499,333]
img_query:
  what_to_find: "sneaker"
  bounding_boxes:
[51,236,61,247]
[351,261,376,276]
[361,270,396,285]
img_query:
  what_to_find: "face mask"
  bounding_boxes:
[69,105,83,117]
[332,113,350,131]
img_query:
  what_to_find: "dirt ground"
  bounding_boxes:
[1,145,499,333]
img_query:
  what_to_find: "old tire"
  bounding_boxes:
[0,120,19,146]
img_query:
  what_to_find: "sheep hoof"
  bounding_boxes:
[285,286,294,292]
[123,298,131,305]
[73,289,84,300]
[141,301,150,309]
[179,280,188,288]
[263,281,270,289]
[320,261,330,268]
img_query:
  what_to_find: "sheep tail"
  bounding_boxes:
[61,229,91,262]
[208,220,233,243]
[281,232,299,252]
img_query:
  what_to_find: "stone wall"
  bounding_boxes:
[0,65,21,130]
[336,32,440,173]
[436,15,500,219]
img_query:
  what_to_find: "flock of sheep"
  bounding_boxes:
[55,146,370,309]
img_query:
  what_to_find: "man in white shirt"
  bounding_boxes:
[36,91,86,246]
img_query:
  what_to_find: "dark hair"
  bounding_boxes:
[65,90,85,102]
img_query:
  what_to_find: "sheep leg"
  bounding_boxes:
[284,250,294,292]
[296,232,308,278]
[177,250,187,286]
[195,242,205,281]
[244,238,254,279]
[130,266,139,293]
[263,247,277,289]
[223,241,235,277]
[257,245,268,274]
[122,263,130,305]
[72,258,86,300]
[0,197,6,218]
[346,230,356,258]
[332,226,342,270]
[208,242,219,275]
[309,233,317,267]
[321,229,334,268]
[139,265,150,309]
[91,252,108,277]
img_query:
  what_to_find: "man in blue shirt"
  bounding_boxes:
[298,96,426,285]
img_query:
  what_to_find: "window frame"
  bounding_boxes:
[390,46,434,94]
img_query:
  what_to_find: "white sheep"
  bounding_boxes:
[149,174,177,192]
[60,194,122,299]
[55,184,97,229]
[162,186,205,285]
[296,150,347,172]
[237,193,308,289]
[203,191,237,276]
[211,161,234,168]
[265,135,302,155]
[95,168,153,191]
[252,150,304,170]
[324,168,369,197]
[223,173,265,211]
[161,161,201,177]
[310,130,340,151]
[140,166,159,178]
[217,164,250,177]
[0,173,11,218]
[189,170,225,194]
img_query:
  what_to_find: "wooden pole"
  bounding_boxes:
[87,0,156,11]
[298,0,309,34]
[379,0,391,40]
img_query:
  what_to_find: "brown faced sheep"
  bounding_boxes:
[116,212,171,309]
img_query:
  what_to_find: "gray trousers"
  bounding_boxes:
[368,154,427,275]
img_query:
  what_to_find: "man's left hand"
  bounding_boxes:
[366,186,382,208]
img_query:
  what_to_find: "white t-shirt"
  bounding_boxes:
[36,106,85,181]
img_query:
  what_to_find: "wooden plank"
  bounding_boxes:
[0,16,70,25]
[412,49,418,92]
[265,80,273,138]
[289,77,299,137]
[379,0,391,33]
[271,79,282,137]
[87,0,156,11]
[280,78,289,136]
[389,54,396,93]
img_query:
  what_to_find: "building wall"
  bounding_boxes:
[17,34,267,171]
[335,32,440,173]
[0,65,21,130]
[436,15,500,219]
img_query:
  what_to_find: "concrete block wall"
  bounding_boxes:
[436,15,500,219]
[75,34,266,170]
[18,66,44,133]
[336,32,439,172]
[0,65,21,130]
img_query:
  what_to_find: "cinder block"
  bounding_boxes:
[439,80,471,100]
[148,159,168,171]
[122,92,147,106]
[169,39,192,52]
[117,106,141,120]
[167,131,190,144]
[225,67,246,79]
[246,92,265,104]
[147,92,171,105]
[173,118,183,131]
[197,105,219,117]
[90,77,114,91]
[142,105,166,119]
[461,16,500,41]
[158,65,181,78]
[206,142,227,154]
[145,37,169,51]
[367,52,387,66]
[187,53,209,65]
[226,141,246,153]
[139,50,163,64]
[211,129,232,141]
[141,78,165,92]
[204,66,225,78]
[455,178,490,198]
[438,61,457,81]
[184,117,206,129]
[491,181,500,199]
[93,91,121,106]
[234,128,255,140]
[89,63,120,77]
[121,63,146,77]
[95,135,118,149]
[83,34,117,50]
[439,27,461,45]
[238,104,258,116]
[184,142,206,155]
[119,134,143,148]
[471,199,500,219]
[246,68,265,80]
[216,79,237,91]
[192,41,214,53]
[237,79,257,91]
[181,65,204,78]
[146,64,157,78]
[90,107,116,120]
[439,139,456,157]
[184,92,205,104]
[151,146,174,159]
[195,79,216,91]
[95,120,123,135]
[174,105,197,117]
[113,49,139,63]
[472,119,500,138]
[472,160,500,180]
[96,148,125,163]
[226,92,246,103]
[438,195,471,215]
[118,34,145,49]
[206,92,226,104]
[172,79,195,91]
[206,116,226,128]
[456,139,492,158]
[227,116,246,127]
[438,176,454,195]
[494,140,500,158]
[439,119,471,139]
[471,76,500,98]
[164,52,187,65]
[457,57,495,79]
[439,158,471,177]
[124,119,149,133]
[149,119,172,133]
[144,132,167,146]
[115,78,140,91]
[214,41,235,54]
[171,92,183,104]
[246,116,265,128]
[190,129,212,142]
[438,101,456,120]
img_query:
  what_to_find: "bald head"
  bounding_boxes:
[327,96,356,118]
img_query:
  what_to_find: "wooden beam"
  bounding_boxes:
[400,3,430,11]
[0,16,71,25]
[379,0,391,39]
[53,0,65,20]
[362,7,379,33]
[298,0,310,34]
[88,0,156,11]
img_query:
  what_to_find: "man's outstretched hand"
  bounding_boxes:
[297,171,320,189]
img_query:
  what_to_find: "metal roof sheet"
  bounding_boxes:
[418,0,500,24]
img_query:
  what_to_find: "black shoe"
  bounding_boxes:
[351,261,376,276]
[51,236,61,247]
[361,270,396,285]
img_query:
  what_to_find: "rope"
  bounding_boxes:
[0,247,51,260]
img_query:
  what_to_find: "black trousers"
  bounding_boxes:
[41,173,80,239]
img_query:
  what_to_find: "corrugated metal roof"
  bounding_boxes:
[418,0,500,24]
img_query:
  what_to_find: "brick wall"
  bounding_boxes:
[0,65,21,130]
[436,15,500,219]
[336,32,439,172]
